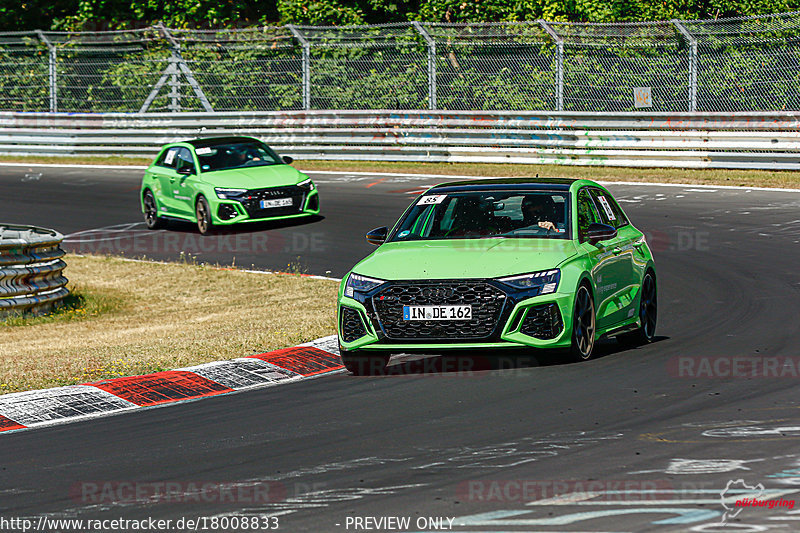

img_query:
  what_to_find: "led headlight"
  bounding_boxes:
[344,273,385,298]
[215,188,247,199]
[298,178,315,191]
[498,269,560,295]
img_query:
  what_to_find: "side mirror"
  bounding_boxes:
[176,166,194,175]
[366,226,388,246]
[282,155,294,164]
[584,223,617,244]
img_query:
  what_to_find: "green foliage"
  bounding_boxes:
[4,0,800,30]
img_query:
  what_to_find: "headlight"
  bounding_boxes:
[298,178,315,191]
[498,269,560,295]
[344,273,385,298]
[215,188,247,199]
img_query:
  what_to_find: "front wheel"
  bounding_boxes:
[196,196,212,235]
[618,271,657,346]
[143,190,166,230]
[569,284,596,362]
[339,346,389,376]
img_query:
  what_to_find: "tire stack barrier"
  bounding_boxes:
[0,225,69,317]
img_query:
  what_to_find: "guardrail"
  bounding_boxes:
[0,225,69,317]
[2,110,800,170]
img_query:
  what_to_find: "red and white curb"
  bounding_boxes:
[0,336,344,434]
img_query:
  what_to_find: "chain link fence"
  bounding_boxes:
[5,11,800,113]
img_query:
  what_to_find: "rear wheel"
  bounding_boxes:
[143,190,165,230]
[339,346,389,376]
[569,284,596,362]
[196,195,212,235]
[618,271,657,346]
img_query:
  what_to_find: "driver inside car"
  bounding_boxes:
[520,194,558,232]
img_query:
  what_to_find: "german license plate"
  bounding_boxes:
[260,198,292,209]
[403,305,472,321]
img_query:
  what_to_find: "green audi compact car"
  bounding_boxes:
[337,178,657,375]
[140,136,319,234]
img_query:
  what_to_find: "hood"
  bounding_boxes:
[200,165,302,188]
[352,238,578,280]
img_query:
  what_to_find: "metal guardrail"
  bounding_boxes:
[3,110,800,170]
[0,225,69,317]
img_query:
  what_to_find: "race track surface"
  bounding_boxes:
[1,165,800,532]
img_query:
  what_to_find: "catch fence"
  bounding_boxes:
[4,11,800,114]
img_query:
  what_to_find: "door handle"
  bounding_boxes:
[612,247,622,255]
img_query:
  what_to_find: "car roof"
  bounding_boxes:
[430,177,581,193]
[185,136,260,148]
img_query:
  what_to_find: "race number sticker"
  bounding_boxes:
[417,195,447,205]
[597,195,616,221]
[196,147,212,155]
[164,149,177,165]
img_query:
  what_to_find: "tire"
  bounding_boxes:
[618,270,657,346]
[339,346,389,376]
[143,190,166,230]
[569,283,596,362]
[195,195,212,235]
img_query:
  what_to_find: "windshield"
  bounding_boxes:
[195,141,281,172]
[388,190,571,242]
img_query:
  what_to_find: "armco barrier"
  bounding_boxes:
[0,225,69,317]
[2,110,800,169]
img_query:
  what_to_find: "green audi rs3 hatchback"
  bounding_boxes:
[140,136,319,234]
[337,178,657,375]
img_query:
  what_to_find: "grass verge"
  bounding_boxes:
[0,254,338,394]
[1,154,797,189]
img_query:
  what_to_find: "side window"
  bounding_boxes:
[156,147,179,169]
[577,188,602,242]
[605,193,629,228]
[175,147,195,174]
[589,188,628,229]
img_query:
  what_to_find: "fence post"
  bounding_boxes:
[413,22,437,110]
[157,23,214,112]
[287,25,311,111]
[538,21,563,112]
[35,31,57,112]
[673,20,698,112]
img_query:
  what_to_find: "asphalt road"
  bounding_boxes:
[2,164,800,532]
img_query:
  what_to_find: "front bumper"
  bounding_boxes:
[211,187,319,225]
[337,281,573,352]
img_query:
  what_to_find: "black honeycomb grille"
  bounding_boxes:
[340,306,368,343]
[372,281,506,341]
[240,185,305,218]
[520,303,563,340]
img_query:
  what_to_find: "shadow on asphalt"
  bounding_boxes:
[369,335,670,377]
[164,214,325,234]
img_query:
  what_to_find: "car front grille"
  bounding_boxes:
[239,185,306,218]
[520,303,563,340]
[371,281,507,341]
[340,306,368,343]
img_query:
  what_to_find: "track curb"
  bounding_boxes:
[0,335,344,434]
